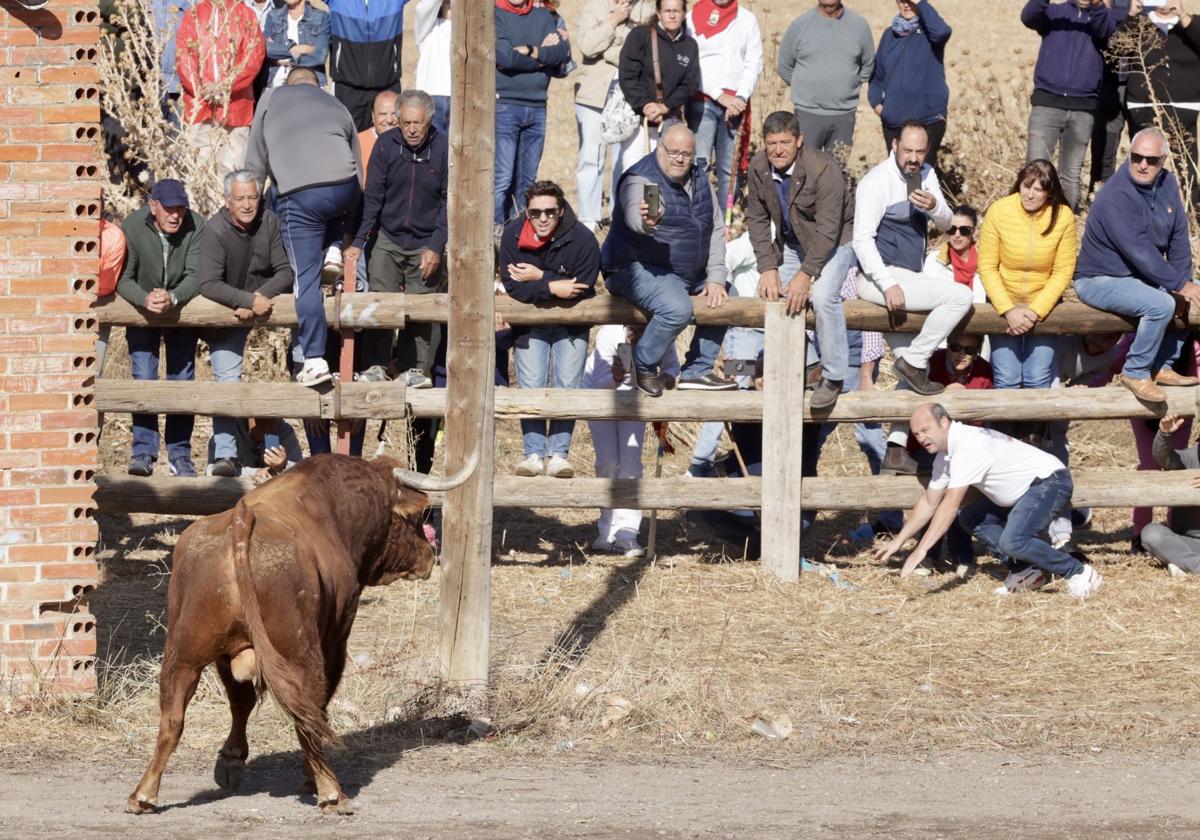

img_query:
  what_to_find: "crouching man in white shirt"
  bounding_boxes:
[874,402,1103,599]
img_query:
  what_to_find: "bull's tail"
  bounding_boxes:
[231,499,337,748]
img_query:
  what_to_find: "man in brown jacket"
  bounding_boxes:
[745,109,855,409]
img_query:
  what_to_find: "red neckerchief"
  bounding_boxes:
[517,219,550,250]
[949,245,977,288]
[691,0,738,38]
[495,0,532,14]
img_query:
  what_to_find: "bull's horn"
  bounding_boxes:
[393,447,480,492]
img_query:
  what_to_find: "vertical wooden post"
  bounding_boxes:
[760,303,805,581]
[335,256,358,455]
[438,0,496,701]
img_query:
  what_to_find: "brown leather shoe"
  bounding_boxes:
[1117,373,1166,404]
[893,357,945,396]
[1153,368,1200,387]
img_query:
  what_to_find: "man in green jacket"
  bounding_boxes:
[117,179,205,477]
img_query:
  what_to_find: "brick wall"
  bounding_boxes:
[0,0,101,696]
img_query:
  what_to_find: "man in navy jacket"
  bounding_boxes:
[1074,128,1200,404]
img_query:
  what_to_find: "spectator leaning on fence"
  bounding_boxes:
[206,417,304,478]
[868,0,951,170]
[978,159,1076,390]
[197,170,296,478]
[776,0,874,155]
[175,0,266,180]
[1021,0,1127,211]
[574,0,656,231]
[744,109,856,411]
[876,403,1104,599]
[263,0,330,88]
[1141,412,1200,575]
[1073,128,1200,404]
[415,0,453,135]
[117,179,206,479]
[684,0,763,210]
[601,122,736,397]
[246,67,363,388]
[327,0,407,131]
[347,89,448,389]
[921,203,986,303]
[348,90,399,295]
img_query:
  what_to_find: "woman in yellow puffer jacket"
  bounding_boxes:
[978,159,1076,389]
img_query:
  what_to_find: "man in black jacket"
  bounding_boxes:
[499,179,599,477]
[198,170,295,476]
[346,88,447,388]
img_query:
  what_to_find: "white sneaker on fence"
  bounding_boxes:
[546,454,574,478]
[994,566,1050,596]
[1066,564,1103,600]
[296,358,332,387]
[515,454,544,477]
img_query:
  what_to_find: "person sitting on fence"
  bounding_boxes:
[346,88,448,389]
[1073,127,1200,404]
[197,170,296,477]
[854,120,968,398]
[204,417,304,478]
[1140,412,1200,575]
[602,122,735,397]
[499,180,600,478]
[585,324,680,557]
[245,66,363,388]
[921,204,985,304]
[874,402,1104,599]
[118,178,206,479]
[745,109,856,410]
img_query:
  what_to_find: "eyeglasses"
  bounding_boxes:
[662,148,694,161]
[949,225,974,236]
[526,207,560,219]
[947,341,980,356]
[1130,152,1165,167]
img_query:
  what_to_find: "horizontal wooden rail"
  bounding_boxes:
[95,471,1200,517]
[94,293,1196,335]
[94,380,1196,422]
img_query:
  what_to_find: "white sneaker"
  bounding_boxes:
[1167,562,1187,579]
[613,537,646,558]
[515,454,544,477]
[296,357,332,387]
[994,566,1050,595]
[546,454,574,478]
[1066,564,1103,599]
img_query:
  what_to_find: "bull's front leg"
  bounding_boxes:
[127,662,204,813]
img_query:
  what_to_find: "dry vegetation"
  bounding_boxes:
[21,0,1199,777]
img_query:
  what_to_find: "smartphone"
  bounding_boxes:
[616,342,634,377]
[905,170,924,196]
[643,183,661,220]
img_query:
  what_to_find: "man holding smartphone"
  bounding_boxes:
[601,122,736,396]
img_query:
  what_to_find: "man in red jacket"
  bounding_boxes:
[176,0,266,179]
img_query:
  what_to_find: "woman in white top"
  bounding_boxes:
[415,0,453,134]
[584,324,679,556]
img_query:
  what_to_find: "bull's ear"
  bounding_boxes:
[392,487,430,519]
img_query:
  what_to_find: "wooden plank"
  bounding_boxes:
[760,304,804,581]
[438,0,495,700]
[95,380,1197,423]
[96,471,1200,516]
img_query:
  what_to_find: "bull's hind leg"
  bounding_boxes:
[213,656,257,791]
[296,723,352,815]
[127,661,204,813]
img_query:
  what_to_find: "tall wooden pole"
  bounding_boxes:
[760,303,805,581]
[438,0,496,702]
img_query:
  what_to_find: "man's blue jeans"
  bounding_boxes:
[990,333,1059,389]
[605,261,726,379]
[514,325,589,458]
[957,469,1082,578]
[686,97,737,211]
[207,327,251,461]
[1075,274,1184,380]
[433,94,451,137]
[127,326,197,462]
[494,101,548,225]
[277,177,362,361]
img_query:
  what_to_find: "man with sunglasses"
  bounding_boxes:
[1075,127,1200,404]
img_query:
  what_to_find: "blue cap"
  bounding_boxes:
[150,179,189,208]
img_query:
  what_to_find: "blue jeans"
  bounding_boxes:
[276,176,362,360]
[207,327,251,461]
[1074,274,1184,379]
[686,97,737,211]
[514,326,589,457]
[605,261,726,379]
[127,326,197,462]
[494,101,547,225]
[989,333,1059,389]
[433,94,451,137]
[957,469,1082,578]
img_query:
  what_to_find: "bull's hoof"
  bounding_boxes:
[126,793,158,815]
[319,797,354,816]
[213,752,245,791]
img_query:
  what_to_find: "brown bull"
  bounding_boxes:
[127,452,475,815]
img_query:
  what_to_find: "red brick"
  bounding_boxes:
[8,621,65,641]
[0,490,37,507]
[39,145,94,163]
[0,566,37,584]
[8,545,69,563]
[40,66,99,84]
[40,448,97,467]
[0,414,38,433]
[10,431,68,450]
[0,30,39,47]
[8,198,68,214]
[0,145,38,161]
[38,562,97,581]
[0,336,39,353]
[3,581,71,602]
[8,238,69,258]
[10,47,69,66]
[38,525,98,543]
[42,103,100,122]
[0,603,36,622]
[0,221,37,235]
[0,451,38,469]
[8,394,66,412]
[0,298,37,314]
[39,487,95,505]
[39,335,95,353]
[8,355,71,373]
[38,638,96,658]
[0,183,39,199]
[8,506,70,526]
[38,294,95,313]
[8,316,68,334]
[0,377,39,394]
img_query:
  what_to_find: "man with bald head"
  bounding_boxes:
[600,122,735,396]
[874,402,1103,599]
[1075,128,1200,405]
